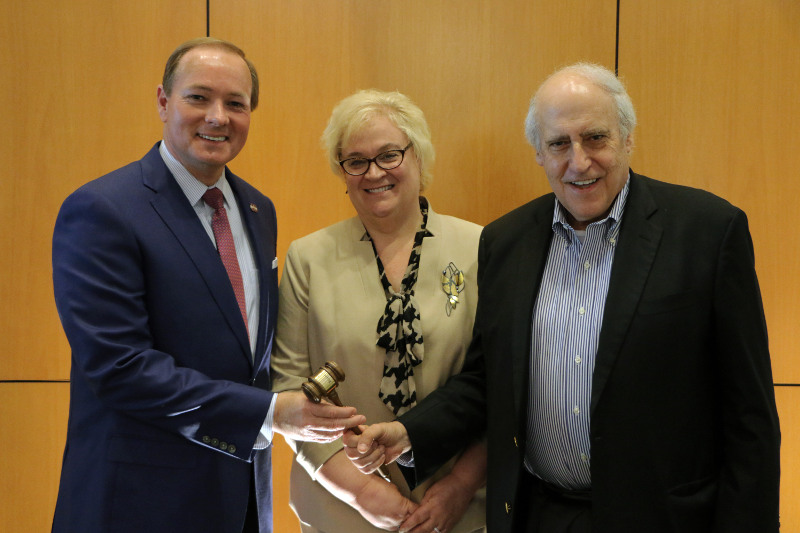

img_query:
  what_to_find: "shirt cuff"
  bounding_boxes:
[253,394,276,450]
[396,450,415,467]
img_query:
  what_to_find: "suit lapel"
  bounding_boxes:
[591,174,662,413]
[141,147,252,363]
[509,201,554,415]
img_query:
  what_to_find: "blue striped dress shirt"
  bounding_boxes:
[525,178,629,490]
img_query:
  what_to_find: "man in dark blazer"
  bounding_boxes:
[345,63,780,533]
[51,38,364,533]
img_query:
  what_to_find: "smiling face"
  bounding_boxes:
[340,114,422,228]
[157,46,252,186]
[534,73,633,230]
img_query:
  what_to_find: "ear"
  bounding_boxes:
[624,133,634,153]
[535,151,544,166]
[156,85,169,123]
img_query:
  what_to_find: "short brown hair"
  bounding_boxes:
[162,37,259,110]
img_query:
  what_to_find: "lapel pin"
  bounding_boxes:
[250,203,258,213]
[441,262,465,316]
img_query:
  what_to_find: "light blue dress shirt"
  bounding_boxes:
[525,178,629,490]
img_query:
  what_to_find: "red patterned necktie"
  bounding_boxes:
[202,187,249,336]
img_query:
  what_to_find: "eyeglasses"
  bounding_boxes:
[338,144,412,176]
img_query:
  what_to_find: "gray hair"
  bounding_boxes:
[524,62,636,152]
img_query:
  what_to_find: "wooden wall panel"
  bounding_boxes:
[776,387,800,531]
[0,0,206,380]
[212,1,616,530]
[0,0,205,528]
[0,383,69,532]
[619,0,800,383]
[210,0,618,270]
[4,0,793,531]
[620,4,797,529]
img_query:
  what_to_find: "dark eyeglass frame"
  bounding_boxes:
[338,143,413,176]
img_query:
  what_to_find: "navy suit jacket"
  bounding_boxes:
[400,172,780,533]
[52,143,279,532]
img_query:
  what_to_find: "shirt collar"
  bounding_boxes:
[551,172,630,242]
[159,141,234,207]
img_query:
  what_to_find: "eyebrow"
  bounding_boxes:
[184,84,248,99]
[581,128,611,138]
[342,142,404,158]
[545,128,612,144]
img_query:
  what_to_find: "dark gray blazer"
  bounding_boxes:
[400,172,780,533]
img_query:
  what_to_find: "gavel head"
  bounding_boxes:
[302,361,346,404]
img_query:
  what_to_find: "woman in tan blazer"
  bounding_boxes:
[271,90,486,533]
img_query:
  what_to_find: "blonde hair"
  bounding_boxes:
[322,90,435,191]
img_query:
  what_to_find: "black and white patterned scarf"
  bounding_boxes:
[368,198,431,416]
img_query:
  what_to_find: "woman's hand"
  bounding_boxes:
[351,475,418,530]
[396,473,472,533]
[316,449,417,530]
[398,439,487,533]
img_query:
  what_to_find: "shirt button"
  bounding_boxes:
[610,237,617,245]
[583,261,591,270]
[573,406,580,415]
[581,453,589,463]
[578,306,586,315]
[575,356,582,364]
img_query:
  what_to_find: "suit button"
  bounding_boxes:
[202,436,211,444]
[211,438,219,447]
[228,444,237,454]
[505,502,512,514]
[220,441,228,451]
[513,436,518,448]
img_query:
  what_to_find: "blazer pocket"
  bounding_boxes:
[666,474,717,530]
[108,435,198,469]
[637,290,702,316]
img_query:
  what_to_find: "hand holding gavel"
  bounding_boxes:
[303,361,391,481]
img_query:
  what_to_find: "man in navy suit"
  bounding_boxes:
[345,63,780,533]
[52,37,364,533]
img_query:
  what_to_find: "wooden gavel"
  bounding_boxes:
[302,361,391,480]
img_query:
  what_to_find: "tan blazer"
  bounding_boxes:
[272,202,485,533]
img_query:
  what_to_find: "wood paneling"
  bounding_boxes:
[0,0,205,380]
[0,383,69,532]
[3,0,796,531]
[1,0,204,528]
[776,387,799,530]
[619,0,800,383]
[210,0,618,270]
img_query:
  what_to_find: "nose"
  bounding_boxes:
[568,143,591,173]
[363,160,386,179]
[205,100,229,127]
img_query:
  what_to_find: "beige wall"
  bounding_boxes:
[1,0,796,530]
